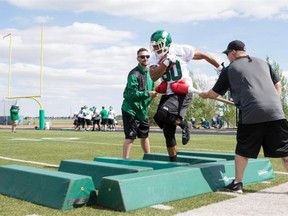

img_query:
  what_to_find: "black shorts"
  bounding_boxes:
[101,119,107,125]
[78,117,85,126]
[158,93,192,118]
[108,119,114,125]
[122,111,149,140]
[85,119,92,126]
[93,119,100,124]
[236,119,288,158]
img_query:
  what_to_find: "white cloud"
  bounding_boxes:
[8,0,288,22]
[34,16,54,24]
[0,22,140,116]
[2,0,288,118]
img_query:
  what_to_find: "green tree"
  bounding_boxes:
[186,73,218,127]
[148,90,160,125]
[217,103,237,128]
[267,58,288,118]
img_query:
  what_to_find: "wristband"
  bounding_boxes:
[217,65,223,71]
[163,59,170,67]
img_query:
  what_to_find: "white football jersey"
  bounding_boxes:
[150,44,195,95]
[108,109,116,119]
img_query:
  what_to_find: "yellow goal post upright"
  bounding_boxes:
[4,25,45,130]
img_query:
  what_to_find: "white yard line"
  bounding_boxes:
[274,171,288,175]
[151,204,174,210]
[0,156,59,168]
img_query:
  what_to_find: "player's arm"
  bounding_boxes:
[199,89,219,99]
[149,64,167,81]
[193,50,222,70]
[274,81,282,96]
[150,54,176,81]
[269,64,282,96]
[200,66,229,99]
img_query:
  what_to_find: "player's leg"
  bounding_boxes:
[265,119,288,172]
[138,119,151,154]
[123,138,134,159]
[96,120,100,131]
[163,123,177,161]
[11,121,16,132]
[171,94,192,144]
[122,111,138,159]
[223,123,263,193]
[234,154,248,183]
[140,138,150,154]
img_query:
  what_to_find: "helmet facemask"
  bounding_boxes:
[150,30,172,58]
[151,41,169,57]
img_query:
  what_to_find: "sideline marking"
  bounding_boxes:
[9,138,42,142]
[0,156,59,168]
[8,137,80,142]
[41,137,80,140]
[274,171,288,175]
[151,204,174,210]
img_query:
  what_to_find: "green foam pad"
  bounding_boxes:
[178,150,235,160]
[0,165,97,210]
[97,159,275,211]
[58,159,153,189]
[143,153,226,164]
[94,157,189,169]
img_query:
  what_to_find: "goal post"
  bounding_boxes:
[3,26,45,130]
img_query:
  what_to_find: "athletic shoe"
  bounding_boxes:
[222,180,243,193]
[182,122,190,145]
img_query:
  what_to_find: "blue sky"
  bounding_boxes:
[0,0,287,117]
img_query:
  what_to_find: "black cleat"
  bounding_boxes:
[221,180,243,193]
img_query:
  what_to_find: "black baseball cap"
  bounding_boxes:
[223,40,246,55]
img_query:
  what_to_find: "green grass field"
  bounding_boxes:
[0,129,287,216]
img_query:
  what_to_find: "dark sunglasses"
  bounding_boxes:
[138,55,150,59]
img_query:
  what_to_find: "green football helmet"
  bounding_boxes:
[150,30,172,57]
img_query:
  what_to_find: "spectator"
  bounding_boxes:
[216,115,223,128]
[211,117,217,128]
[100,106,108,131]
[190,116,199,129]
[84,107,93,131]
[10,105,20,133]
[92,106,101,131]
[107,106,116,131]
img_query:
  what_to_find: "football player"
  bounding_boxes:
[149,30,222,161]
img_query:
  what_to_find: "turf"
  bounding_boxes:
[0,128,286,216]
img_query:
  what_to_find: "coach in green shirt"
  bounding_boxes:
[122,47,157,159]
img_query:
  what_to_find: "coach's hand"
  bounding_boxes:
[149,91,158,99]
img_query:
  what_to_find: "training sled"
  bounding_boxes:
[58,159,153,189]
[97,155,274,211]
[0,165,97,210]
[0,151,276,212]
